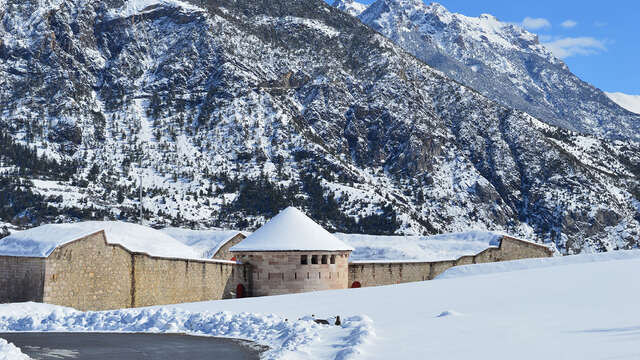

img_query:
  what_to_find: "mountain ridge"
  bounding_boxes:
[0,0,638,254]
[347,0,640,141]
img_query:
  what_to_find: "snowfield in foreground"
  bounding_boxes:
[1,250,639,359]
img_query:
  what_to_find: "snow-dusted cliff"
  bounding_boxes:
[0,0,638,253]
[348,0,640,141]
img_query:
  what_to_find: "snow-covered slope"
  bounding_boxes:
[606,92,640,114]
[0,0,639,255]
[0,221,201,259]
[351,1,640,141]
[331,0,368,17]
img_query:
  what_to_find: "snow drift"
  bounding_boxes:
[0,305,373,360]
[0,339,30,360]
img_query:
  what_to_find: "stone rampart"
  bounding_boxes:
[132,255,248,307]
[349,236,553,288]
[36,230,248,311]
[43,231,132,311]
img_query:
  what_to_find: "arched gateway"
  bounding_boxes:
[230,207,354,297]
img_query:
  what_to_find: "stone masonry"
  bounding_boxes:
[12,230,250,311]
[1,227,553,310]
[348,236,553,288]
[212,233,246,261]
[0,255,45,303]
[234,251,351,296]
[44,231,133,311]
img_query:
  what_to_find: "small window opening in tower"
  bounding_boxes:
[301,255,308,265]
[311,255,318,264]
[321,255,328,264]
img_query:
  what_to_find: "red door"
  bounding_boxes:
[351,281,361,288]
[236,284,245,298]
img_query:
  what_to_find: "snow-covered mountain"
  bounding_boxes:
[606,92,640,114]
[348,0,640,142]
[0,0,639,254]
[331,0,367,17]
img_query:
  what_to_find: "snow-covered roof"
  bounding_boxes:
[230,207,354,252]
[161,227,248,258]
[339,231,503,262]
[0,221,201,259]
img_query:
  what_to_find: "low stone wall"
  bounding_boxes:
[0,255,45,303]
[348,262,431,288]
[349,236,553,288]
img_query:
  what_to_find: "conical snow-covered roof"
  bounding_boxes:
[230,207,354,252]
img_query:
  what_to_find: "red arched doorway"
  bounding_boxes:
[351,281,361,288]
[236,284,246,298]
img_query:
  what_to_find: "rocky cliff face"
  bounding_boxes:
[353,0,640,142]
[0,0,639,253]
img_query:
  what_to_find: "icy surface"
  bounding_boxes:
[337,231,501,262]
[606,92,640,114]
[162,228,247,258]
[230,207,354,252]
[0,338,30,360]
[0,221,201,259]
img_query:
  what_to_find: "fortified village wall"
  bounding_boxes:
[348,236,554,288]
[1,230,249,311]
[1,213,554,311]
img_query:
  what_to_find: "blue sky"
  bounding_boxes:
[325,0,639,94]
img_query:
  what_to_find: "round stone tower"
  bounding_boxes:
[230,207,353,297]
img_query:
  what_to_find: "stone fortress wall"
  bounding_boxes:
[132,254,248,308]
[348,236,554,288]
[44,232,133,311]
[1,230,553,310]
[234,251,350,296]
[16,231,248,311]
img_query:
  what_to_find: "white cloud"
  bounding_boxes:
[543,37,606,58]
[521,17,551,30]
[561,20,578,28]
